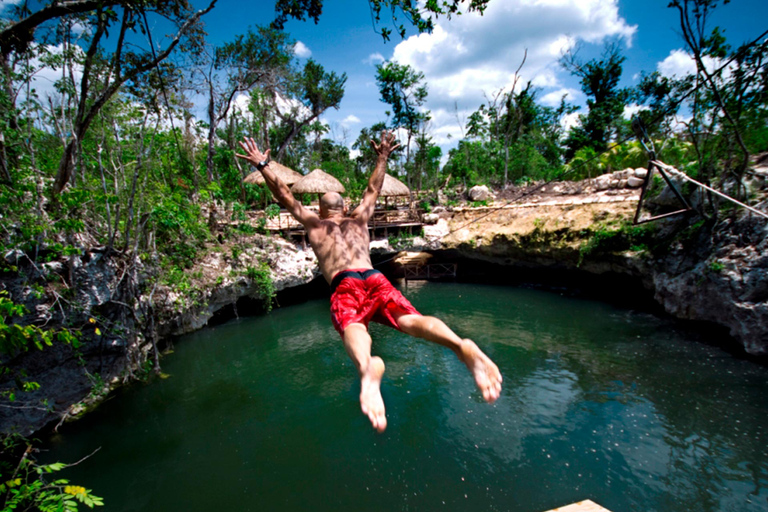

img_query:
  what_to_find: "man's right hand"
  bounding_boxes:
[370,130,401,159]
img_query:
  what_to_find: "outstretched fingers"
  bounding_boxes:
[236,138,269,164]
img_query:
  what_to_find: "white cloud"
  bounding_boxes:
[622,103,649,119]
[657,48,722,79]
[657,49,695,78]
[341,114,360,127]
[293,41,312,58]
[387,0,637,153]
[540,88,580,107]
[20,44,84,104]
[561,111,581,131]
[364,53,385,66]
[0,0,24,16]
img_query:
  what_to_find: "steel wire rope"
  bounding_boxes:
[373,33,768,269]
[442,28,768,238]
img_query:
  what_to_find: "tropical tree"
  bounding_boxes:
[0,0,218,198]
[200,26,293,183]
[375,61,429,187]
[561,42,630,159]
[270,58,347,162]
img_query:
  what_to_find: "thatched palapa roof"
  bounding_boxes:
[290,168,346,194]
[243,161,303,185]
[380,173,410,197]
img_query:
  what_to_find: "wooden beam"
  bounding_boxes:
[544,500,612,512]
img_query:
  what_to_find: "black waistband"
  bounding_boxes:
[330,269,382,294]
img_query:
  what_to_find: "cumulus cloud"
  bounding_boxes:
[540,88,580,107]
[561,111,581,132]
[293,41,312,58]
[0,0,24,16]
[387,0,636,151]
[364,53,385,66]
[657,48,722,79]
[657,49,696,77]
[341,114,361,127]
[623,103,649,119]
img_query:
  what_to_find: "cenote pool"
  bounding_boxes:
[42,282,768,512]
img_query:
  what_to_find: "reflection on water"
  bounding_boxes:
[43,283,768,512]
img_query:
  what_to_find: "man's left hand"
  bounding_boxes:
[370,130,401,158]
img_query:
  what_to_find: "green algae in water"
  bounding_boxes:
[42,282,768,512]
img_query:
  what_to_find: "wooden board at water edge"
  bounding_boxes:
[543,500,612,512]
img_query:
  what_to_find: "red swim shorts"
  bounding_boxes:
[330,268,421,336]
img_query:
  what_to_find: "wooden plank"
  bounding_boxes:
[543,500,612,512]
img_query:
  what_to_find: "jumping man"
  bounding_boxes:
[237,131,502,432]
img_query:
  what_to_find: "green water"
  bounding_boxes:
[43,282,768,512]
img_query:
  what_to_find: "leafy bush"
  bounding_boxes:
[245,264,275,312]
[0,434,104,511]
[151,192,210,268]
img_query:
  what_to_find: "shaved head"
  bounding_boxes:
[320,192,345,218]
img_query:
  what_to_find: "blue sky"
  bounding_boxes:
[199,0,767,155]
[3,0,767,158]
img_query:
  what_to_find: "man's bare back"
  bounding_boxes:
[236,131,502,433]
[306,206,373,283]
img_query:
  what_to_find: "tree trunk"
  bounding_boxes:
[206,85,217,183]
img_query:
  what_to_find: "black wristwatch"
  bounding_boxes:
[256,158,270,170]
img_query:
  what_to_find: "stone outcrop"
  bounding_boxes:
[1,234,319,434]
[648,214,768,355]
[424,193,768,356]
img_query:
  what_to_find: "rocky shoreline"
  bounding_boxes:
[1,174,767,435]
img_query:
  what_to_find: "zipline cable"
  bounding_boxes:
[651,160,768,220]
[442,28,768,237]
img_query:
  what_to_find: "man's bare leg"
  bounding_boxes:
[397,314,502,403]
[342,323,387,432]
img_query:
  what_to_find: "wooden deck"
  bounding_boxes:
[543,500,612,512]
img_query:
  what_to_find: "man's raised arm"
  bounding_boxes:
[236,137,318,227]
[352,130,401,221]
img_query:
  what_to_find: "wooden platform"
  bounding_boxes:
[543,500,612,512]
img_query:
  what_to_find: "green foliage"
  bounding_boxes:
[245,264,275,312]
[0,434,104,511]
[561,42,630,159]
[0,292,81,357]
[578,222,657,265]
[376,62,429,133]
[264,204,280,219]
[708,260,724,273]
[272,0,490,41]
[151,193,210,268]
[388,229,422,250]
[565,141,650,180]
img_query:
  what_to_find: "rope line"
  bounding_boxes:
[651,160,768,220]
[442,29,768,237]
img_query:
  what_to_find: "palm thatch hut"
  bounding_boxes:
[380,173,410,207]
[290,168,346,195]
[243,161,303,186]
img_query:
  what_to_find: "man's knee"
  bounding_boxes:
[397,314,432,334]
[343,322,369,341]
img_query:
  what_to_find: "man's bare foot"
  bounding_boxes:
[360,356,387,433]
[458,339,502,403]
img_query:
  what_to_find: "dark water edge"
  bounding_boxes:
[210,252,765,366]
